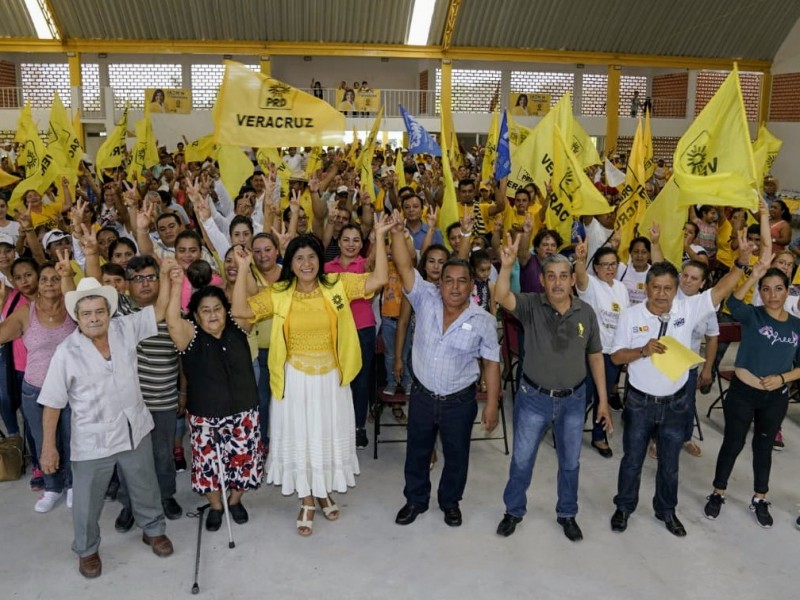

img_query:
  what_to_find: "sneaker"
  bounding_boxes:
[750,497,773,529]
[35,491,65,513]
[66,488,73,509]
[174,448,187,472]
[383,383,397,396]
[30,468,45,492]
[704,493,725,520]
[773,430,785,451]
[355,428,368,449]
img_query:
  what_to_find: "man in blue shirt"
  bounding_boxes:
[401,192,443,253]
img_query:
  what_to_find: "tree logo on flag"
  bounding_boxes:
[260,81,294,110]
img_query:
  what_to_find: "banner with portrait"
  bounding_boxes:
[509,92,550,117]
[145,88,192,114]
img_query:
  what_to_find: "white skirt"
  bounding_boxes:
[267,363,360,498]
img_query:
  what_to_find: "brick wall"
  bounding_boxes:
[769,73,800,122]
[695,71,761,121]
[0,61,18,108]
[616,136,680,167]
[419,69,428,114]
[651,73,687,118]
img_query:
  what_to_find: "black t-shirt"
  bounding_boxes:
[180,320,258,418]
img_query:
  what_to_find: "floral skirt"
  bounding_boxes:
[188,408,264,495]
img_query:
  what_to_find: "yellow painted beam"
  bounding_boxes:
[442,0,463,52]
[440,60,452,141]
[259,56,271,77]
[759,70,772,125]
[605,65,621,154]
[0,38,772,73]
[67,52,83,145]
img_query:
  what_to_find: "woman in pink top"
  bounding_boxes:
[0,261,77,513]
[324,223,376,450]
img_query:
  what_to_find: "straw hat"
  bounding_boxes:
[65,277,118,321]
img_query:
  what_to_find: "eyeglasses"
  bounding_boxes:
[128,274,158,283]
[597,262,618,269]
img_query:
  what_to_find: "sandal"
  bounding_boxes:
[318,495,340,521]
[683,441,702,457]
[297,504,315,536]
[392,406,408,424]
[648,441,658,459]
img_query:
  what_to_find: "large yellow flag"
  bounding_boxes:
[214,61,345,148]
[9,148,63,213]
[549,125,611,247]
[95,106,129,174]
[304,146,323,179]
[185,134,218,163]
[641,178,684,267]
[0,168,19,188]
[255,147,289,200]
[615,118,650,261]
[672,65,758,209]
[356,107,385,203]
[752,124,782,185]
[128,107,159,182]
[15,102,45,173]
[507,110,531,148]
[481,109,499,183]
[218,145,254,197]
[555,95,601,170]
[643,108,654,181]
[48,91,84,172]
[438,124,459,248]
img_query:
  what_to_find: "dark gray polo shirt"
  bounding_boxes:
[512,292,602,390]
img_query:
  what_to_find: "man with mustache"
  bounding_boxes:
[493,233,611,542]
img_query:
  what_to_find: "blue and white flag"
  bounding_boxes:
[399,104,441,156]
[494,111,511,180]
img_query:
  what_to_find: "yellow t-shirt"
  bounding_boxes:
[715,220,738,268]
[31,203,63,230]
[457,202,492,235]
[502,203,543,241]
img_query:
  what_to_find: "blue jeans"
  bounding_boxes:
[403,381,478,510]
[351,326,375,429]
[381,318,412,390]
[0,345,18,435]
[21,380,72,492]
[584,354,620,443]
[614,385,690,517]
[256,348,271,444]
[503,379,586,518]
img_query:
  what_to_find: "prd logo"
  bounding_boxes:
[259,81,294,110]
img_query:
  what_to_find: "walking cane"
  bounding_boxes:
[190,503,209,594]
[214,430,236,549]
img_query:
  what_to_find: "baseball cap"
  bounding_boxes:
[336,185,349,195]
[42,229,71,248]
[0,233,13,247]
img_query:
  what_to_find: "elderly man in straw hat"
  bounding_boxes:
[37,275,174,579]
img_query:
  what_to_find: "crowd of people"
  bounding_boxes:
[0,137,798,578]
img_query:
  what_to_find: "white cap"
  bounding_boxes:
[336,185,349,195]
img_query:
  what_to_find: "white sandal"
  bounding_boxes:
[319,496,340,521]
[297,504,315,536]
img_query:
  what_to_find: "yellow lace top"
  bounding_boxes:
[247,273,370,375]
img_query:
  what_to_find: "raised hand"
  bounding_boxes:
[373,211,395,238]
[460,211,474,236]
[137,197,155,231]
[500,232,521,268]
[79,223,99,256]
[574,235,588,262]
[426,205,439,228]
[736,228,754,264]
[390,209,405,234]
[233,245,253,270]
[522,213,533,235]
[271,220,293,255]
[54,248,75,279]
[308,174,320,194]
[648,221,661,244]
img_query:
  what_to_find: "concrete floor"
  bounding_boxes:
[2,382,799,600]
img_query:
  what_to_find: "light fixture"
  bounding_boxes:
[406,0,435,46]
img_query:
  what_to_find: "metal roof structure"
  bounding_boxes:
[0,0,797,69]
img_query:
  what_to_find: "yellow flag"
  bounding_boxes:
[615,118,650,261]
[555,95,601,170]
[9,149,63,214]
[549,125,611,247]
[482,109,499,183]
[643,108,654,181]
[214,61,345,148]
[304,146,323,179]
[0,168,19,188]
[185,134,218,164]
[438,123,459,248]
[507,110,531,148]
[449,130,463,170]
[218,145,254,197]
[95,106,129,174]
[128,105,159,183]
[642,178,684,267]
[356,107,384,203]
[256,147,289,200]
[752,124,782,184]
[672,65,758,209]
[15,102,45,173]
[363,105,384,152]
[48,91,84,172]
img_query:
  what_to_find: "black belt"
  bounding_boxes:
[412,377,475,402]
[628,384,686,404]
[522,373,582,398]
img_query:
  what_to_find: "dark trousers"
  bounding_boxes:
[614,385,690,517]
[403,381,478,510]
[584,353,620,443]
[256,348,271,444]
[119,409,177,507]
[712,377,789,494]
[351,326,376,430]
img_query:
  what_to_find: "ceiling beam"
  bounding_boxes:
[41,0,64,40]
[442,0,463,52]
[0,38,772,72]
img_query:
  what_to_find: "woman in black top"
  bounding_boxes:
[165,269,263,532]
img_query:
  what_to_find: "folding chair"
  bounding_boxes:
[706,322,741,418]
[499,309,524,399]
[372,333,409,459]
